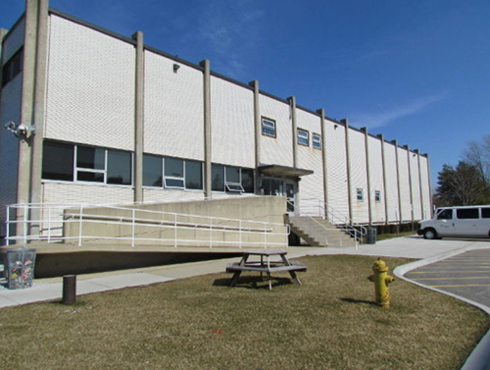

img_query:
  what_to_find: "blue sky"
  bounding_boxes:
[2,0,490,189]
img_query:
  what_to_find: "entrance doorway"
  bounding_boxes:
[261,178,297,213]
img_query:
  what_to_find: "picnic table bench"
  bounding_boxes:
[226,250,307,290]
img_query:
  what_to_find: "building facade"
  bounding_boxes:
[0,0,432,239]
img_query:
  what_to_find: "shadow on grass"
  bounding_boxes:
[213,276,295,290]
[339,297,378,306]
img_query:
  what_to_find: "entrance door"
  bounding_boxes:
[261,178,297,213]
[285,181,296,213]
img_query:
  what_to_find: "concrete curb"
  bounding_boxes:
[394,246,490,370]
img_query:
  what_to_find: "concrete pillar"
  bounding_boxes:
[200,60,212,198]
[377,134,389,225]
[133,31,144,203]
[29,0,49,217]
[17,0,42,208]
[405,145,414,223]
[317,109,328,216]
[287,96,298,168]
[425,153,433,217]
[392,140,402,223]
[342,119,353,223]
[415,149,425,220]
[249,80,260,194]
[361,127,372,225]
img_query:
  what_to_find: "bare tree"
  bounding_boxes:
[462,134,490,185]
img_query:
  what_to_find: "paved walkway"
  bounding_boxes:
[1,236,490,369]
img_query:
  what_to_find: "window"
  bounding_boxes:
[1,48,23,88]
[76,146,106,183]
[42,141,74,181]
[482,208,490,219]
[143,154,162,187]
[437,209,453,220]
[211,164,254,193]
[107,150,132,185]
[241,169,255,193]
[297,129,309,146]
[375,190,381,203]
[185,160,203,190]
[164,157,184,188]
[42,141,132,186]
[312,133,321,149]
[225,166,244,193]
[211,164,225,191]
[356,188,364,201]
[457,208,479,219]
[261,118,276,138]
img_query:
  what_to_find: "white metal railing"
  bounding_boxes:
[288,201,344,247]
[4,203,289,250]
[292,198,368,248]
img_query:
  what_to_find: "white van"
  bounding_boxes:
[417,205,490,239]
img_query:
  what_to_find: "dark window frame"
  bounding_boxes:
[1,48,23,88]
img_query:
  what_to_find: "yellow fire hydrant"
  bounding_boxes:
[368,258,395,308]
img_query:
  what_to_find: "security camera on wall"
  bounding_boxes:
[3,121,36,139]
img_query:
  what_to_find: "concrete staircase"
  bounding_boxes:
[288,215,358,248]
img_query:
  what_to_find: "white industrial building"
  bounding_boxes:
[0,0,432,251]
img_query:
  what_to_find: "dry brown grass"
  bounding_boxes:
[0,255,488,370]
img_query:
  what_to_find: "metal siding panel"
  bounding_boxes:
[324,121,349,218]
[0,77,22,233]
[259,95,293,167]
[145,51,204,160]
[419,157,431,219]
[2,18,25,62]
[368,136,385,223]
[349,129,369,223]
[296,110,323,210]
[42,182,134,205]
[384,143,399,222]
[211,77,254,167]
[397,147,411,221]
[410,154,422,220]
[45,15,135,150]
[144,188,205,202]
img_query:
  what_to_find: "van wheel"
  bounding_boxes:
[423,228,437,240]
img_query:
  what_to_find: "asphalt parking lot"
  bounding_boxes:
[405,248,490,308]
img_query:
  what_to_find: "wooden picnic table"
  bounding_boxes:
[226,250,307,290]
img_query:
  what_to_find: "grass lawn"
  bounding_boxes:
[0,255,488,370]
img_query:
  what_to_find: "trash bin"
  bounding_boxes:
[6,248,36,289]
[366,227,377,245]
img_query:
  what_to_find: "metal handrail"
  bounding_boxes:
[4,202,289,249]
[299,198,368,237]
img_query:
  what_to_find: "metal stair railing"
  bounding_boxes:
[298,198,367,248]
[288,201,347,247]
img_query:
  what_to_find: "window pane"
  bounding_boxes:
[457,208,479,219]
[262,119,276,137]
[482,208,490,219]
[42,141,74,181]
[165,157,184,177]
[77,146,105,170]
[312,134,321,148]
[78,171,104,183]
[298,129,309,146]
[437,209,453,220]
[185,161,203,190]
[212,164,224,191]
[165,178,185,188]
[107,150,132,185]
[143,154,162,187]
[226,166,240,183]
[241,169,254,193]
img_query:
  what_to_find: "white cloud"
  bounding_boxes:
[350,92,449,129]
